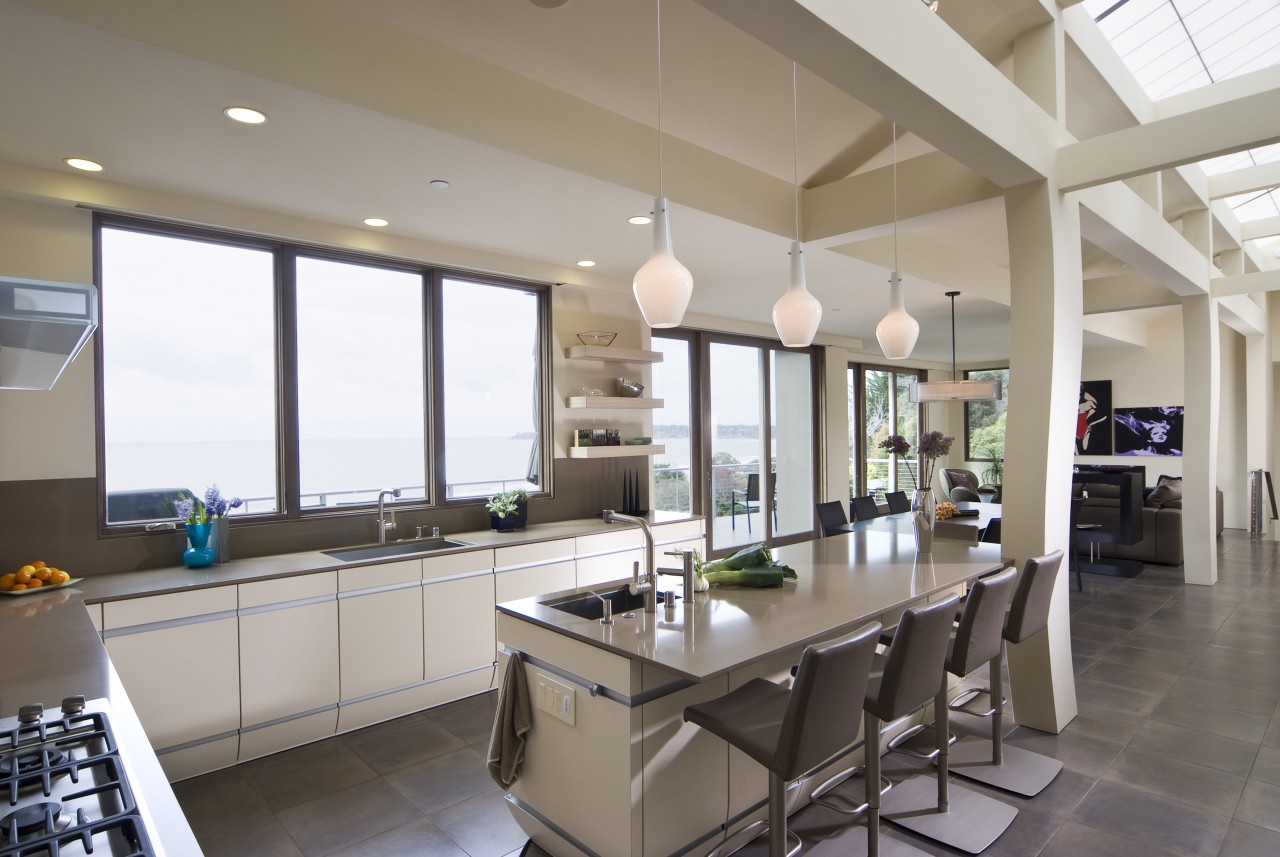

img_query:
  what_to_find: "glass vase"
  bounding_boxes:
[211,518,231,564]
[183,522,216,569]
[912,488,936,554]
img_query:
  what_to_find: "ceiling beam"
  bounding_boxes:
[1076,183,1210,296]
[803,151,1001,244]
[828,232,1011,305]
[1217,293,1267,336]
[1083,273,1178,313]
[1082,312,1149,347]
[1208,162,1280,201]
[1212,269,1280,299]
[1058,68,1280,192]
[1242,216,1280,242]
[694,0,1061,187]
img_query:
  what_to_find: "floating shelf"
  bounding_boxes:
[567,396,664,409]
[565,345,663,363]
[568,444,666,459]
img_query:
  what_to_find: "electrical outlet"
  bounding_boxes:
[534,672,576,725]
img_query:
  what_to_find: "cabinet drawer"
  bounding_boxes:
[424,574,496,679]
[338,558,422,592]
[577,549,642,589]
[494,538,575,571]
[240,571,336,609]
[576,529,642,557]
[654,519,704,543]
[241,600,339,726]
[496,560,576,603]
[103,587,237,630]
[423,548,494,582]
[338,588,425,700]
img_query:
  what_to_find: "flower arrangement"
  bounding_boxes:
[175,485,242,524]
[878,434,911,457]
[917,430,954,491]
[935,501,958,520]
[485,489,528,519]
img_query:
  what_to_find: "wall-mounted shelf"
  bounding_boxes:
[565,345,663,363]
[568,445,666,459]
[567,396,664,410]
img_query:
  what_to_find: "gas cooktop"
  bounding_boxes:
[0,696,155,857]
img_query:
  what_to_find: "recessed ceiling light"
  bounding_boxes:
[224,106,268,124]
[628,215,652,225]
[576,260,596,268]
[64,157,103,172]
[430,179,450,189]
[363,218,389,227]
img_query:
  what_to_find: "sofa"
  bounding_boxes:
[1075,478,1223,566]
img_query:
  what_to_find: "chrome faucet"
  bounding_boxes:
[376,488,401,543]
[602,509,657,613]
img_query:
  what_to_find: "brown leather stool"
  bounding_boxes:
[683,622,882,857]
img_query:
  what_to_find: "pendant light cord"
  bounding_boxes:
[892,122,898,273]
[656,0,664,200]
[948,291,959,381]
[793,62,800,242]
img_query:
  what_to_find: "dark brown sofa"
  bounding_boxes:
[1076,482,1223,566]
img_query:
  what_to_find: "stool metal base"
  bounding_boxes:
[809,767,893,817]
[805,823,932,857]
[710,820,801,857]
[886,724,955,759]
[879,774,1017,854]
[947,687,1005,717]
[945,735,1064,797]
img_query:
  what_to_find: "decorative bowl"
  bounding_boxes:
[577,330,618,347]
[615,378,644,398]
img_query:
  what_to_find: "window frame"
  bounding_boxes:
[850,362,924,500]
[93,213,552,535]
[962,366,1010,463]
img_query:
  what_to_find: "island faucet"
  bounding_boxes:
[377,488,402,543]
[602,509,657,613]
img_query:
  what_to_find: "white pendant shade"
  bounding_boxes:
[773,241,822,346]
[909,378,1003,402]
[875,272,919,359]
[633,197,693,328]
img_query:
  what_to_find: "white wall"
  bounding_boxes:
[1218,325,1248,528]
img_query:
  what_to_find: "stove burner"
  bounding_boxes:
[1,801,60,841]
[0,749,68,779]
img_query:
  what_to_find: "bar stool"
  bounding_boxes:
[683,622,882,857]
[877,568,1019,853]
[947,550,1066,797]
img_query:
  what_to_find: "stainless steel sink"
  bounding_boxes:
[323,538,472,562]
[543,586,673,620]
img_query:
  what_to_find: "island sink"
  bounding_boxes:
[323,538,471,562]
[543,586,674,620]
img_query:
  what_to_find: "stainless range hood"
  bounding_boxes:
[0,276,99,391]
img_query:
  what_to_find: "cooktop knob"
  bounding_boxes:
[61,695,86,716]
[18,703,44,724]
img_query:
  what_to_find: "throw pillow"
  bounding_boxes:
[1145,477,1183,508]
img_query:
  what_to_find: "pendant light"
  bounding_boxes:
[772,63,823,347]
[632,0,693,329]
[875,123,920,360]
[909,291,1003,402]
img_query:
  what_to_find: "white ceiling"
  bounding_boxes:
[0,0,1232,365]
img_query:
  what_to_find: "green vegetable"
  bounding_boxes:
[695,543,797,588]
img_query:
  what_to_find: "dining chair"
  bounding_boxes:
[732,473,776,532]
[885,491,911,514]
[980,517,1001,544]
[849,495,880,522]
[815,501,849,537]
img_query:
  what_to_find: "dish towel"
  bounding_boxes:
[487,652,533,789]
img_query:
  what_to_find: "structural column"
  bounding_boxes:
[1001,179,1081,734]
[1183,294,1221,584]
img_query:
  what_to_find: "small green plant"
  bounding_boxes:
[976,441,1004,486]
[485,489,528,519]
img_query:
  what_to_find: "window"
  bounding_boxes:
[100,227,278,523]
[964,368,1009,482]
[97,217,549,527]
[652,334,694,514]
[852,363,922,501]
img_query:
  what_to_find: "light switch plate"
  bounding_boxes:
[534,672,576,726]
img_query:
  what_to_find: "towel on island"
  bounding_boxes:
[487,652,533,788]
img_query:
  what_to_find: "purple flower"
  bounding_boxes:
[917,431,954,460]
[201,485,242,518]
[175,498,195,522]
[878,434,911,457]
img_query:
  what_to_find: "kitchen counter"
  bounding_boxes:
[0,587,203,856]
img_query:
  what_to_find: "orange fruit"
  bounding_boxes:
[33,568,51,582]
[31,561,46,570]
[49,570,70,585]
[10,583,27,591]
[14,569,32,584]
[0,573,15,591]
[26,578,43,588]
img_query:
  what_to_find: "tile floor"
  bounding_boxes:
[175,530,1280,856]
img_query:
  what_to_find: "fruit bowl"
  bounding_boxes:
[615,377,644,398]
[577,330,618,347]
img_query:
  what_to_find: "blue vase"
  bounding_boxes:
[183,523,216,568]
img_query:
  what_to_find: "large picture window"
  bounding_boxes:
[97,218,548,527]
[964,368,1010,481]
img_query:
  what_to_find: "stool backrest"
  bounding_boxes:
[949,567,1017,676]
[816,501,849,537]
[1005,550,1065,644]
[850,495,880,521]
[868,594,960,722]
[776,621,881,780]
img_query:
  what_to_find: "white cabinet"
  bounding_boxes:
[338,559,425,703]
[494,539,577,603]
[238,572,339,760]
[423,550,495,681]
[103,588,240,779]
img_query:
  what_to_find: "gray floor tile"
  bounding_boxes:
[1126,719,1261,778]
[1038,819,1187,857]
[430,788,528,857]
[1218,819,1280,857]
[343,714,469,775]
[277,777,423,857]
[1234,778,1280,834]
[243,739,379,813]
[1167,674,1279,717]
[330,817,470,857]
[1251,745,1280,787]
[1103,746,1246,817]
[172,765,272,835]
[1070,779,1230,857]
[1069,620,1132,645]
[1003,726,1123,779]
[1118,628,1211,656]
[1150,697,1271,745]
[1080,659,1181,695]
[1064,701,1149,745]
[386,747,496,816]
[1073,675,1165,717]
[193,811,305,857]
[429,691,499,746]
[1096,642,1198,674]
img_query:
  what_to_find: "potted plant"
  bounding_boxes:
[486,489,529,532]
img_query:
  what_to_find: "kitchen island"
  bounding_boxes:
[495,529,1010,857]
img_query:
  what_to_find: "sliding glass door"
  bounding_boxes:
[853,363,922,502]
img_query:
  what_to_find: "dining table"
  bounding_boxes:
[841,501,1001,542]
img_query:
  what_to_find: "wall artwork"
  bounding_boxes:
[1115,406,1184,456]
[1076,380,1113,455]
